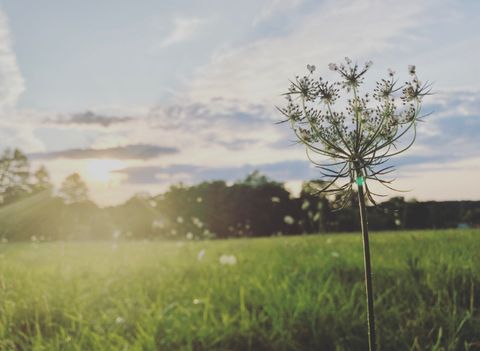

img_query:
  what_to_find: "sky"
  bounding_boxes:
[0,0,479,206]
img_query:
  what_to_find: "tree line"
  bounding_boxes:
[0,149,478,242]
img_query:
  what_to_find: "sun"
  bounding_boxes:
[84,159,126,183]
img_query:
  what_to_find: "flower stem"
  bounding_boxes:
[356,176,377,351]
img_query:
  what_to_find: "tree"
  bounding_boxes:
[0,148,31,205]
[32,165,52,193]
[280,58,431,351]
[59,173,89,204]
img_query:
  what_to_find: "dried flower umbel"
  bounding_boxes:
[279,58,431,351]
[280,58,431,208]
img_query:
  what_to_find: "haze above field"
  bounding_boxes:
[0,0,479,205]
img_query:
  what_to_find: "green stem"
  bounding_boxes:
[356,173,377,351]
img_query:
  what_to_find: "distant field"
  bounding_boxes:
[0,229,479,351]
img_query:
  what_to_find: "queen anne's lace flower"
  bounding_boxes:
[279,58,431,207]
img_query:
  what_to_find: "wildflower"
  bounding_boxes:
[301,200,310,210]
[115,316,124,324]
[283,215,295,225]
[307,64,316,74]
[152,219,165,229]
[280,58,431,351]
[196,197,203,203]
[193,298,201,305]
[186,232,194,240]
[112,229,121,239]
[279,59,431,207]
[219,254,237,265]
[271,196,280,203]
[197,249,206,261]
[177,216,184,224]
[192,217,203,228]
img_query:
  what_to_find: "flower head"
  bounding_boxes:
[408,64,416,75]
[279,59,431,207]
[219,254,237,265]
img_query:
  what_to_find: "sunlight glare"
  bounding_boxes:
[85,159,125,184]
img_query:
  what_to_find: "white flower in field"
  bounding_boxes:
[112,229,121,239]
[196,197,203,203]
[219,254,237,266]
[177,216,184,224]
[331,251,340,258]
[30,235,37,242]
[186,232,194,240]
[301,200,310,210]
[197,249,206,261]
[193,298,201,305]
[283,215,295,225]
[192,217,203,228]
[271,196,280,203]
[152,219,165,229]
[306,64,316,74]
[115,316,125,324]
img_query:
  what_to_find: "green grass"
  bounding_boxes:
[0,229,479,351]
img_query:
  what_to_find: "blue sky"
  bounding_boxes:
[0,0,479,205]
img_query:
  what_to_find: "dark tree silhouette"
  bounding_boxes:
[0,148,31,205]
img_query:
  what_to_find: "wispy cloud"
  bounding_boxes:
[115,160,317,185]
[45,110,135,127]
[253,0,304,25]
[159,17,205,48]
[186,0,433,105]
[29,144,178,160]
[0,9,25,115]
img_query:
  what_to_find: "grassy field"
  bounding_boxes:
[0,229,479,351]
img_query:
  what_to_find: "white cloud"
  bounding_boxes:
[185,0,433,106]
[0,9,25,116]
[159,17,205,49]
[253,0,304,25]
